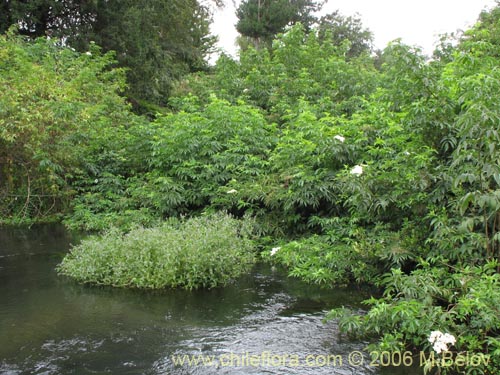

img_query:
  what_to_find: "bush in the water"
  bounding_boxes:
[57,213,256,289]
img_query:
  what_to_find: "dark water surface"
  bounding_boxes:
[0,225,421,375]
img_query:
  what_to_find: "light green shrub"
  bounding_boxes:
[57,213,256,290]
[328,261,500,374]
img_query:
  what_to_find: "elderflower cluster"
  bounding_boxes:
[334,135,345,143]
[428,331,456,354]
[350,165,363,176]
[270,247,281,256]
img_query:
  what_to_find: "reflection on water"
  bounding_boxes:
[0,224,421,374]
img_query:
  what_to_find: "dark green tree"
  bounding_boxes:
[236,0,323,47]
[0,0,96,38]
[77,0,216,106]
[0,0,216,105]
[317,11,373,57]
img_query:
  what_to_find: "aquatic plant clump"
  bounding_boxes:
[57,213,256,290]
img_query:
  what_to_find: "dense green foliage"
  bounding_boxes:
[85,0,215,105]
[58,213,256,289]
[2,3,500,373]
[236,0,321,47]
[65,96,273,231]
[317,11,374,57]
[0,0,95,39]
[0,31,142,224]
[329,262,500,374]
[0,0,215,104]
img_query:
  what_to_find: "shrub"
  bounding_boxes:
[328,261,500,374]
[264,219,420,288]
[265,234,374,286]
[57,213,256,290]
[0,32,140,223]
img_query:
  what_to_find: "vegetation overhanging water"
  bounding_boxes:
[0,224,422,375]
[1,2,500,374]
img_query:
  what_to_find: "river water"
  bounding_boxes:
[0,225,422,375]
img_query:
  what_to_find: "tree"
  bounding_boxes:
[317,11,373,57]
[460,1,500,54]
[0,0,216,105]
[0,0,96,38]
[77,0,216,105]
[236,0,323,48]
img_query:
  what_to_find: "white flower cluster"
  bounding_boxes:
[334,135,345,143]
[428,331,456,354]
[270,247,281,256]
[226,189,238,194]
[350,165,363,175]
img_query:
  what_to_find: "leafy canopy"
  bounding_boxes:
[236,0,323,47]
[0,0,216,105]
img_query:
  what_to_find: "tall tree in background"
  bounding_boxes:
[463,2,500,50]
[77,0,216,106]
[0,0,96,38]
[0,0,216,105]
[317,11,373,57]
[236,0,323,48]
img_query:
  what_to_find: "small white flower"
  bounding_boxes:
[243,88,249,93]
[226,189,238,194]
[350,165,363,176]
[270,247,281,256]
[441,333,456,345]
[428,331,455,354]
[433,341,449,354]
[94,179,99,184]
[86,51,92,56]
[334,135,345,143]
[403,151,411,156]
[428,330,442,343]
